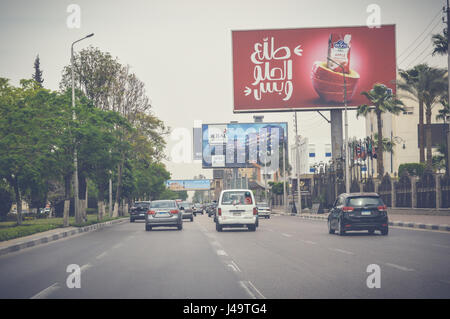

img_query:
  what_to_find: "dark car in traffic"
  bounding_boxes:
[327,193,388,236]
[129,201,151,222]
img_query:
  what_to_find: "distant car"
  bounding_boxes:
[129,201,151,222]
[256,202,271,219]
[193,203,204,216]
[145,200,182,231]
[179,201,194,222]
[327,192,388,236]
[215,189,258,232]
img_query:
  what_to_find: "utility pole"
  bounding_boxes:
[282,138,287,213]
[294,112,302,213]
[446,0,450,176]
[71,33,94,225]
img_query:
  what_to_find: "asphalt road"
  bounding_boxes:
[0,213,449,298]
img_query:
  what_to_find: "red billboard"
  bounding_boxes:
[232,25,396,112]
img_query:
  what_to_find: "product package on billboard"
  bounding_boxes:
[327,33,351,73]
[311,33,360,103]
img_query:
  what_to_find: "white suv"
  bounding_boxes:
[215,189,258,232]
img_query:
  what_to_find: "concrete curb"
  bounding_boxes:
[0,218,128,257]
[272,212,450,232]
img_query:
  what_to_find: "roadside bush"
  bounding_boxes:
[398,163,426,177]
[0,183,14,220]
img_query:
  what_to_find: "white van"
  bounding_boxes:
[215,189,258,232]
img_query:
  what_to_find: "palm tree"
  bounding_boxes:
[357,83,404,179]
[398,64,427,163]
[421,67,448,167]
[432,29,447,56]
[436,95,449,123]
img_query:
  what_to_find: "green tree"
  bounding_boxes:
[32,55,44,87]
[357,83,404,178]
[0,79,63,224]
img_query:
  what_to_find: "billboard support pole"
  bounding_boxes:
[446,0,450,177]
[327,57,350,194]
[295,112,302,213]
[283,138,287,213]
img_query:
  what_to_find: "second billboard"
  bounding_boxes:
[202,122,287,170]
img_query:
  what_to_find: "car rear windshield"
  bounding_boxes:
[180,202,190,207]
[151,201,176,208]
[347,197,384,207]
[221,191,253,205]
[134,202,150,208]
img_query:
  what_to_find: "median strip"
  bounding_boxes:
[0,218,128,257]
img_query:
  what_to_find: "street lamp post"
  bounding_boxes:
[71,33,94,225]
[326,57,350,193]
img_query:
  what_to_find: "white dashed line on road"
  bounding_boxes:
[80,263,92,273]
[217,250,228,256]
[96,252,108,260]
[112,243,123,250]
[30,282,60,299]
[385,263,415,272]
[281,233,292,237]
[239,281,266,299]
[329,248,354,255]
[301,240,317,245]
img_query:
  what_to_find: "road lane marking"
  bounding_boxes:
[227,264,238,272]
[231,260,241,272]
[301,240,317,245]
[267,229,274,232]
[385,263,415,272]
[247,281,266,299]
[217,250,228,256]
[239,281,256,299]
[80,263,92,273]
[30,283,60,299]
[239,281,265,299]
[96,252,108,260]
[329,248,354,255]
[281,233,292,237]
[211,241,221,247]
[112,243,123,249]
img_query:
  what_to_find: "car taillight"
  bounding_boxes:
[253,207,257,215]
[342,207,354,212]
[170,210,179,214]
[218,208,222,216]
[147,210,155,215]
[377,205,387,212]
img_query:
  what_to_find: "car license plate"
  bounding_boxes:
[361,210,372,215]
[157,212,169,217]
[139,214,144,216]
[233,213,241,216]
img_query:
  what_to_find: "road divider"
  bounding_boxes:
[0,218,128,257]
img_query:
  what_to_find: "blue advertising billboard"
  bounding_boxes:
[166,179,212,191]
[202,122,288,169]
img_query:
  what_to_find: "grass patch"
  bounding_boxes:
[0,214,125,242]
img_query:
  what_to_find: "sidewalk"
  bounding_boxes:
[0,218,128,256]
[271,208,450,232]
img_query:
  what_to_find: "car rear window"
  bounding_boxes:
[134,202,150,208]
[347,197,384,207]
[221,191,253,205]
[151,201,176,208]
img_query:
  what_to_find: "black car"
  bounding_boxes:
[327,193,388,236]
[129,201,151,222]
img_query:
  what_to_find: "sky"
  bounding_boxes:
[0,0,447,181]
